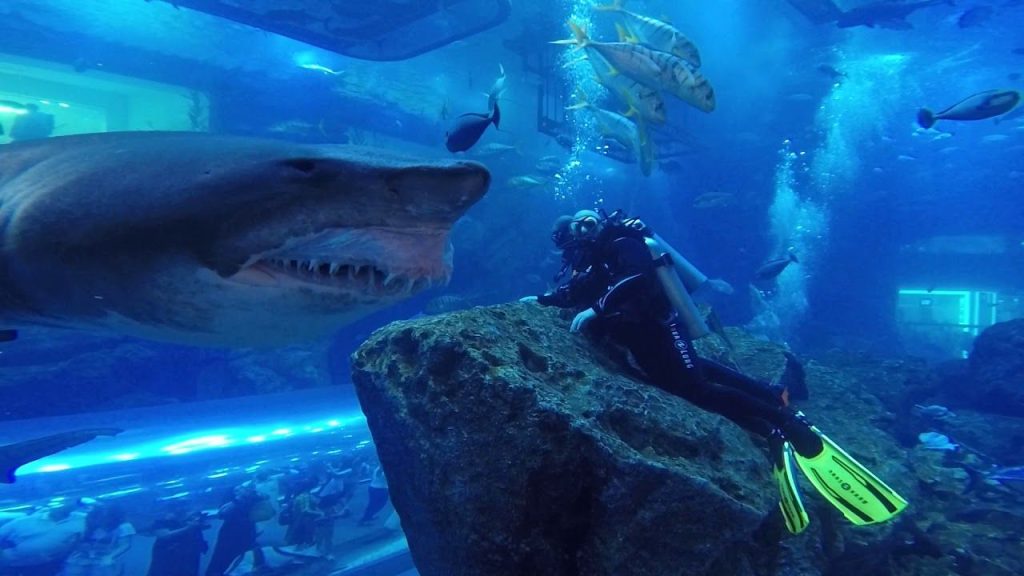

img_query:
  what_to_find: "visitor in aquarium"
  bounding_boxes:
[204,484,267,576]
[59,503,135,576]
[359,465,390,526]
[0,502,85,576]
[9,103,54,142]
[521,209,906,533]
[146,508,209,576]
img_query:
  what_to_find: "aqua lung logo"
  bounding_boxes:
[670,324,695,369]
[830,464,869,505]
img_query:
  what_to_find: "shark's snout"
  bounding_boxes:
[224,155,490,302]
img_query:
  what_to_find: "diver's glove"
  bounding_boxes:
[570,308,597,333]
[519,296,539,304]
[623,217,652,237]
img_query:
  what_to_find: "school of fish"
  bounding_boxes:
[552,0,715,177]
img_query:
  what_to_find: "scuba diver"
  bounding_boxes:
[521,209,907,534]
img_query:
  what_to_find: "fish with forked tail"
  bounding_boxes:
[918,89,1021,128]
[446,64,506,153]
[552,21,715,113]
[592,0,702,67]
[755,252,799,280]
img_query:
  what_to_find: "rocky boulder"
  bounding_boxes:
[966,319,1024,417]
[351,303,911,576]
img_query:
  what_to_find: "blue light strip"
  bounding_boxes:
[16,413,367,478]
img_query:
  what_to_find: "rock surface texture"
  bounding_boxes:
[967,319,1024,417]
[351,304,915,576]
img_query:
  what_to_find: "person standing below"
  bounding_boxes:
[9,103,54,142]
[358,466,389,526]
[0,503,85,576]
[60,504,134,576]
[146,509,209,576]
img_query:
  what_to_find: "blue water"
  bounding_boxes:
[1,0,1023,573]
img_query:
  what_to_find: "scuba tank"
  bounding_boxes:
[644,236,711,340]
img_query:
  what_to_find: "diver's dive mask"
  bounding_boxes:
[570,210,602,240]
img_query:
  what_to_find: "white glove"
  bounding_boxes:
[570,308,597,333]
[707,278,735,295]
[519,296,539,303]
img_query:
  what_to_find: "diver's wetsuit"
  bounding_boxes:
[538,225,796,439]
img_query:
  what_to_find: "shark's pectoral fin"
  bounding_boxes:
[0,329,17,342]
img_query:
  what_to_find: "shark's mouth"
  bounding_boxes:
[252,257,441,296]
[228,227,453,298]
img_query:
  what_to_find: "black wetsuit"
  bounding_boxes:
[538,225,798,440]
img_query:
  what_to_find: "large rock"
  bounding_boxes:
[351,304,912,576]
[966,319,1024,417]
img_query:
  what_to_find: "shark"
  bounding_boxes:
[835,0,954,30]
[0,132,490,347]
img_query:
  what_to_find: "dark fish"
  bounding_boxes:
[957,5,994,28]
[445,64,505,153]
[2,428,123,483]
[1009,72,1022,82]
[0,329,16,342]
[445,106,500,153]
[918,89,1021,128]
[1014,48,1024,55]
[836,0,954,29]
[816,64,847,80]
[755,252,799,280]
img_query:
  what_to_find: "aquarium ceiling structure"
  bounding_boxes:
[159,0,512,61]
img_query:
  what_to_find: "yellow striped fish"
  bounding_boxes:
[646,49,716,113]
[594,0,702,67]
[553,22,663,90]
[566,94,656,176]
[579,51,667,125]
[553,22,715,113]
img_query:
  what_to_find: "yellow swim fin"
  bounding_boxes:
[790,418,908,526]
[770,432,810,534]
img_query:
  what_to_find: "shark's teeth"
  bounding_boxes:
[260,257,439,296]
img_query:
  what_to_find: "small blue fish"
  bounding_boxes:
[964,465,1024,494]
[989,466,1024,483]
[912,404,956,419]
[918,431,958,451]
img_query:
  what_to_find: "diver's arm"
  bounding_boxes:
[536,267,604,309]
[535,283,578,308]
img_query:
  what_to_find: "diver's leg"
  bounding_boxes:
[619,318,792,439]
[699,359,787,406]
